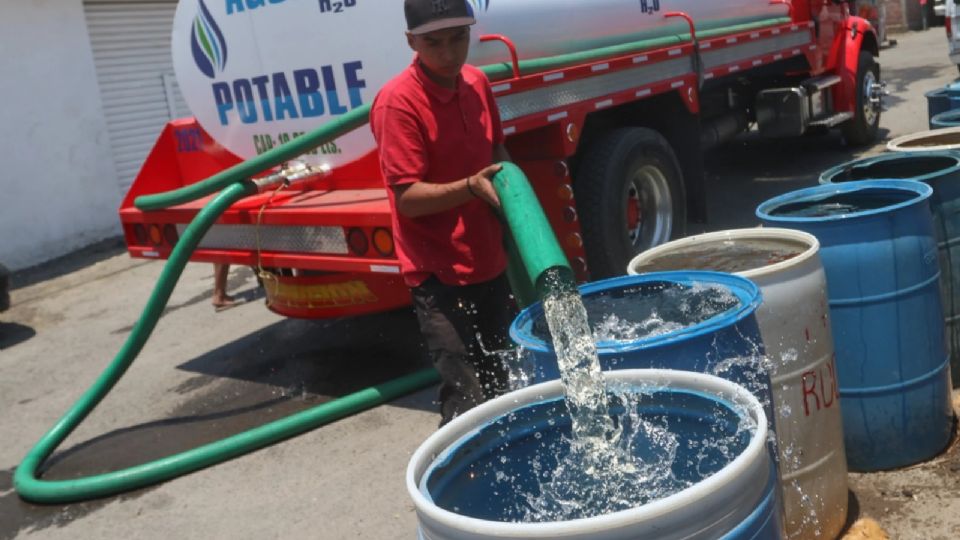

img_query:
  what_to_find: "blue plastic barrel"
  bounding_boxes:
[757,180,953,471]
[407,369,785,540]
[926,87,951,123]
[932,109,960,129]
[820,151,960,388]
[926,83,960,124]
[509,272,768,405]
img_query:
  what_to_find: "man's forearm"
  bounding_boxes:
[394,151,510,218]
[394,178,476,218]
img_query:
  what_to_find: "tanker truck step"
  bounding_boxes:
[808,112,854,128]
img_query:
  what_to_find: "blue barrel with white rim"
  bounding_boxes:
[756,179,953,471]
[510,272,770,412]
[406,369,785,540]
[926,82,960,123]
[820,151,960,388]
[932,109,960,130]
[926,87,952,123]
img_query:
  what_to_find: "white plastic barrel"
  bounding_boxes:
[628,228,847,540]
[406,369,780,540]
[887,127,960,152]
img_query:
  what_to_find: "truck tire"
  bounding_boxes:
[841,51,881,146]
[574,127,686,279]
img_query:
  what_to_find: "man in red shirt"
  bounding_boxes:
[371,0,516,426]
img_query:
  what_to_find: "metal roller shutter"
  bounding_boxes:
[84,0,188,193]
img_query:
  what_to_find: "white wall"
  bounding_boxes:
[0,0,121,271]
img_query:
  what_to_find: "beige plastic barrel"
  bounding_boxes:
[628,228,847,540]
[887,127,960,152]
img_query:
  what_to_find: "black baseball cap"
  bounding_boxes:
[404,0,476,35]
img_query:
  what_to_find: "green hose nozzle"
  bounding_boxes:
[493,162,576,307]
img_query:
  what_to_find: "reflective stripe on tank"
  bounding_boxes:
[497,57,691,122]
[701,30,810,70]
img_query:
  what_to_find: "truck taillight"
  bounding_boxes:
[371,228,394,257]
[346,228,368,256]
[133,224,148,245]
[163,224,179,246]
[948,17,952,38]
[148,225,163,246]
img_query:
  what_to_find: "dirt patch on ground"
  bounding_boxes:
[844,398,960,540]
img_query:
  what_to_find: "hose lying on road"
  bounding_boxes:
[15,164,569,505]
[14,181,439,504]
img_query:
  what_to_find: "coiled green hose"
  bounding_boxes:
[14,182,439,503]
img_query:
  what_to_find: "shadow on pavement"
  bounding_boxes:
[0,322,36,350]
[32,307,433,479]
[697,131,890,233]
[9,238,127,292]
[0,307,435,538]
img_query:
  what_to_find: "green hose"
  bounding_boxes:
[14,167,555,504]
[14,181,439,504]
[134,106,372,211]
[14,165,569,505]
[493,163,576,303]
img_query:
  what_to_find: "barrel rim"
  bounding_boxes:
[931,109,960,124]
[406,369,769,536]
[509,271,763,355]
[819,150,960,186]
[626,227,820,280]
[924,87,949,98]
[887,127,960,152]
[755,179,933,224]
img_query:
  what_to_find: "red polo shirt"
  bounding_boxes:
[371,59,507,287]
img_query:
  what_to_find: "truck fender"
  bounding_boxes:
[836,16,879,114]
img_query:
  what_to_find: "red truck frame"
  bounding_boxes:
[120,0,881,319]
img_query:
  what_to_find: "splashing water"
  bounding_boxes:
[532,282,741,345]
[521,384,686,522]
[425,382,756,523]
[541,288,612,440]
[513,277,757,521]
[428,275,765,523]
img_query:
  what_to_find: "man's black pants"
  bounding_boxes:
[410,274,517,426]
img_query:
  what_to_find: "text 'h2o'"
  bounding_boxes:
[639,0,661,15]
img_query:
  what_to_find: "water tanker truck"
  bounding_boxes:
[120,0,883,319]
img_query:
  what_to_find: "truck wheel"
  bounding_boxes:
[841,51,881,146]
[574,127,686,279]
